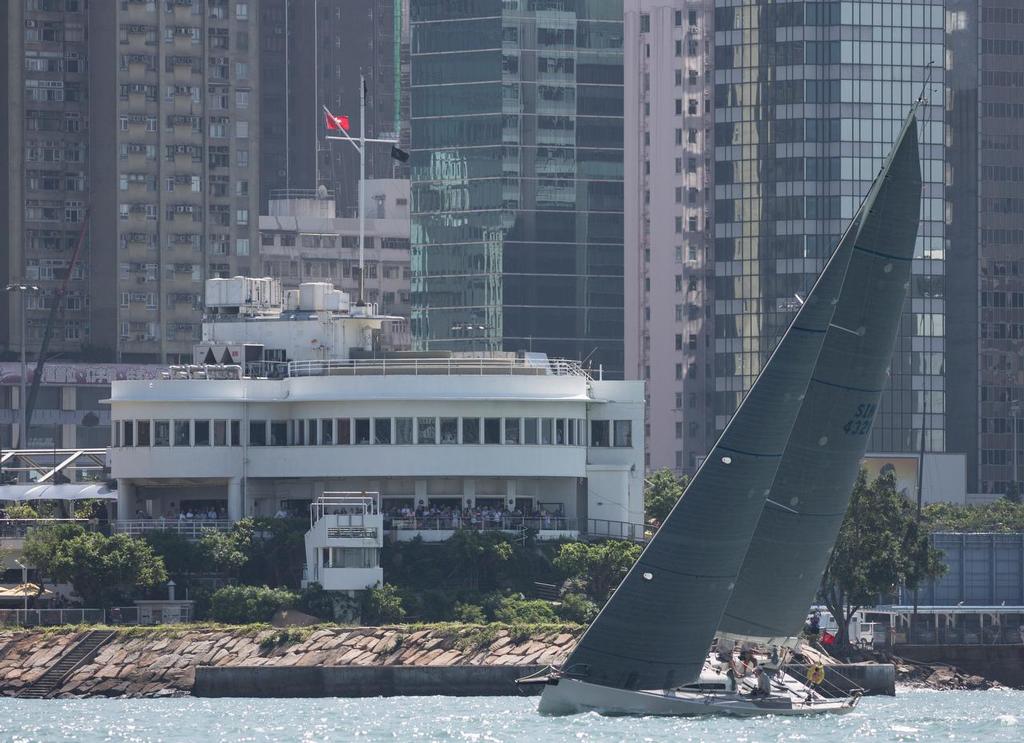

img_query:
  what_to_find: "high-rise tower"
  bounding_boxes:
[409,0,625,377]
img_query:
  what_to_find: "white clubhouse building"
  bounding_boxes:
[107,278,646,547]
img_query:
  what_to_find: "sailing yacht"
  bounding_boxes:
[522,110,923,716]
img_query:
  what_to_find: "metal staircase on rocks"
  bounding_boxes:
[17,630,114,699]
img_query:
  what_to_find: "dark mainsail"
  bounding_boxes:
[558,112,922,692]
[557,213,864,691]
[719,113,922,641]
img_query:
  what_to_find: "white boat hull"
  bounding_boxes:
[537,677,859,718]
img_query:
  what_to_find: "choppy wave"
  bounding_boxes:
[2,689,1023,742]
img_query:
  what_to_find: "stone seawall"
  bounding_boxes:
[0,626,579,699]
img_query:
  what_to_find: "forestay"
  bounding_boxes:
[558,210,865,691]
[718,112,922,643]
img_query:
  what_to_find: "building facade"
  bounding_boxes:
[409,0,626,378]
[3,0,260,364]
[258,179,412,322]
[258,0,410,215]
[944,1,1024,497]
[0,361,164,450]
[625,0,714,475]
[712,1,947,456]
[108,278,646,533]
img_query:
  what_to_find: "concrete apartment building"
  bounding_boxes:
[258,0,410,215]
[625,1,714,474]
[3,0,260,364]
[258,179,412,321]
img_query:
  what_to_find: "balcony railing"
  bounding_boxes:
[112,519,233,538]
[326,526,378,539]
[245,356,590,380]
[385,516,647,542]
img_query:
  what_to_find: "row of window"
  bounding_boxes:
[113,417,634,449]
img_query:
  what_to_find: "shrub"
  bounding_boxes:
[491,595,558,624]
[6,503,41,520]
[556,592,598,624]
[297,582,335,621]
[209,584,298,624]
[362,584,406,624]
[452,602,486,623]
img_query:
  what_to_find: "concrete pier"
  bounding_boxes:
[895,644,1024,688]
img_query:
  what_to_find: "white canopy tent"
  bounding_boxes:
[0,483,117,502]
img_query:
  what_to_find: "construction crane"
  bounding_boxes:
[23,210,89,435]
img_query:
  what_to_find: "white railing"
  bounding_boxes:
[245,356,590,380]
[383,516,648,542]
[112,519,233,538]
[0,608,107,627]
[310,491,380,527]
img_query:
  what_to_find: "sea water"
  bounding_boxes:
[1,688,1021,742]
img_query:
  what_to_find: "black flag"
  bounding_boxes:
[391,145,410,163]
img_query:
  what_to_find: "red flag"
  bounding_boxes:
[820,631,835,645]
[324,109,350,131]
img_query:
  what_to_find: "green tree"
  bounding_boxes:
[822,470,946,647]
[452,601,486,623]
[553,540,642,603]
[921,500,1024,533]
[441,530,513,591]
[362,584,406,624]
[48,532,168,607]
[22,522,87,606]
[198,528,250,577]
[556,592,598,624]
[209,584,298,624]
[144,530,205,577]
[644,469,688,524]
[233,518,305,589]
[491,595,558,623]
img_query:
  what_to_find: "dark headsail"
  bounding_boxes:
[557,212,863,691]
[719,113,923,641]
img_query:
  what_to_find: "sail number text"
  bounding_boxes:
[843,403,876,436]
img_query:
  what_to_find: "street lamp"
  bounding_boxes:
[5,283,39,451]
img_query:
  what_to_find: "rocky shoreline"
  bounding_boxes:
[0,625,579,699]
[0,625,1005,698]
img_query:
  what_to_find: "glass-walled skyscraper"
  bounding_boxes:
[713,0,946,453]
[409,0,625,377]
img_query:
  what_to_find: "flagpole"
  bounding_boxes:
[358,72,366,307]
